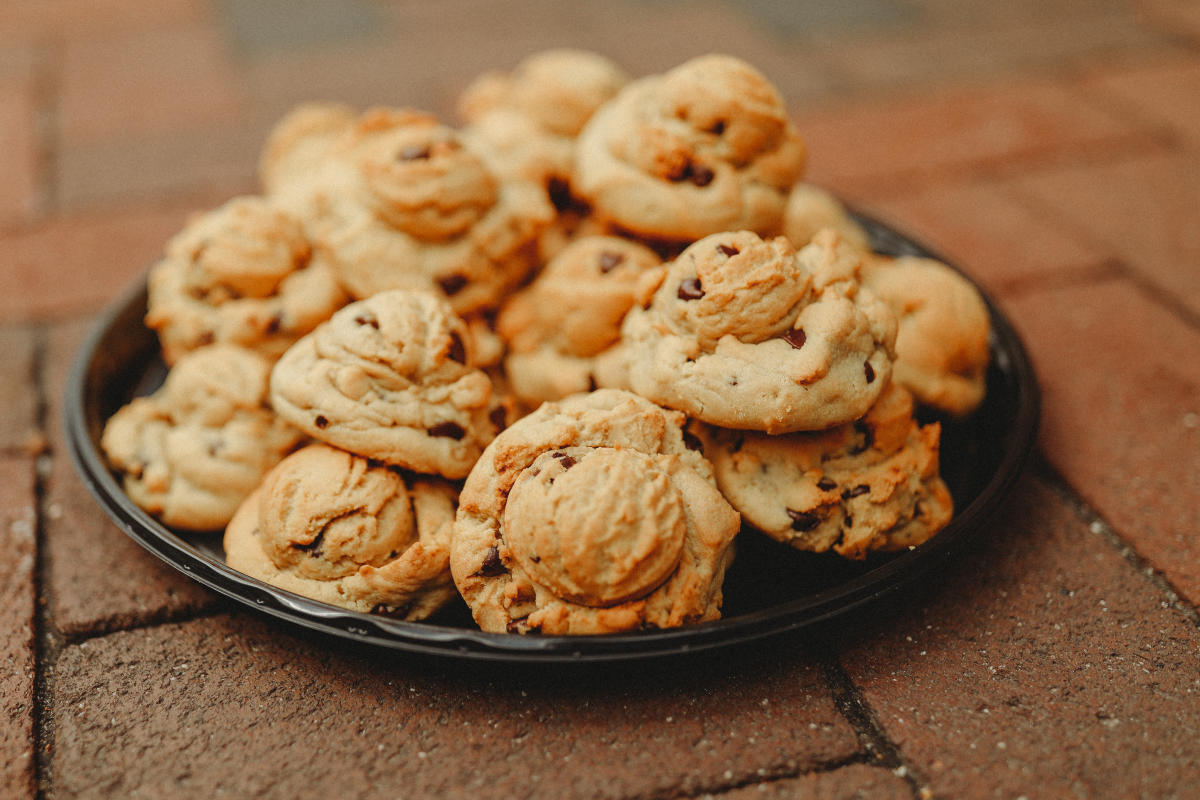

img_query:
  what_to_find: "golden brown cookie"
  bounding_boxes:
[621,228,897,433]
[496,235,662,405]
[269,290,502,479]
[862,255,991,416]
[574,54,806,242]
[145,196,347,365]
[450,389,740,635]
[782,183,870,250]
[224,444,458,618]
[101,345,304,530]
[693,382,952,559]
[262,106,553,315]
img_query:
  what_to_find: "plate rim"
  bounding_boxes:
[64,213,1040,663]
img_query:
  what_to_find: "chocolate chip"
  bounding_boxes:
[728,376,738,386]
[398,144,431,161]
[717,243,739,257]
[844,516,853,528]
[552,452,577,470]
[842,484,870,499]
[850,420,873,455]
[437,273,468,296]
[682,431,703,452]
[865,361,876,383]
[196,330,215,346]
[428,421,466,440]
[677,277,704,300]
[476,546,507,577]
[314,415,329,429]
[293,530,325,557]
[781,329,806,350]
[816,477,838,491]
[707,119,726,135]
[786,509,821,531]
[206,439,223,457]
[529,554,541,563]
[265,312,284,334]
[354,313,379,329]
[447,331,466,363]
[668,160,714,186]
[489,405,508,431]
[598,251,625,273]
[587,374,598,392]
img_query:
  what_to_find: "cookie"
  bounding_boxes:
[224,444,458,619]
[262,106,553,316]
[459,48,629,186]
[101,345,304,530]
[269,290,501,479]
[693,382,952,559]
[450,389,740,635]
[783,183,870,251]
[621,228,897,433]
[573,54,806,242]
[145,196,348,365]
[258,101,357,206]
[862,255,991,416]
[496,235,662,405]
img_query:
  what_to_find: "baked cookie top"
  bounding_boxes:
[694,382,953,559]
[573,54,806,242]
[459,48,629,185]
[450,389,740,635]
[862,255,992,416]
[268,290,502,479]
[101,345,303,531]
[783,183,870,251]
[621,228,897,433]
[262,106,554,315]
[145,196,347,365]
[496,235,661,404]
[223,443,458,619]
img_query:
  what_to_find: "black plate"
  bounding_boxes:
[65,216,1039,662]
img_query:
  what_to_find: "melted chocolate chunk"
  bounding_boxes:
[677,277,705,300]
[864,361,876,383]
[708,119,727,136]
[786,509,821,532]
[447,331,466,363]
[314,415,329,429]
[842,484,870,500]
[437,273,468,296]
[552,452,577,470]
[489,405,508,431]
[598,251,625,273]
[354,313,379,329]
[476,546,507,577]
[293,530,325,557]
[781,329,806,350]
[398,144,431,161]
[716,243,739,257]
[849,420,873,455]
[428,421,466,440]
[667,160,714,187]
[587,374,598,392]
[265,312,284,334]
[816,477,838,491]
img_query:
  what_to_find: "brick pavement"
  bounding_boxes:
[3,1,1199,797]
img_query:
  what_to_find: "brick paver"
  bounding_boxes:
[51,615,859,799]
[0,325,37,452]
[1081,56,1200,149]
[1006,279,1200,605]
[0,457,36,799]
[840,476,1200,798]
[710,763,912,799]
[0,81,38,228]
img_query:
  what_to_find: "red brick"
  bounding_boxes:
[43,320,218,636]
[1015,150,1200,318]
[712,764,911,799]
[855,178,1108,295]
[50,614,859,799]
[0,200,207,322]
[59,23,245,146]
[794,79,1148,196]
[841,476,1200,798]
[1080,56,1200,148]
[1140,0,1200,39]
[0,457,36,799]
[1006,279,1200,605]
[0,325,37,452]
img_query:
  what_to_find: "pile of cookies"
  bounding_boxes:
[101,51,991,636]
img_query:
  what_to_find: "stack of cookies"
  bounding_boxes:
[101,50,992,635]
